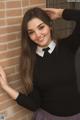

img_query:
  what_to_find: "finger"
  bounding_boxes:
[0,66,6,79]
[43,8,54,12]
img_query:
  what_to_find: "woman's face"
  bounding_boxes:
[27,18,52,47]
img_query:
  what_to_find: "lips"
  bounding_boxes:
[38,37,44,42]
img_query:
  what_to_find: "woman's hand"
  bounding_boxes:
[0,66,19,100]
[44,8,64,20]
[0,66,8,89]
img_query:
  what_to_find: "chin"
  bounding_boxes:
[40,41,47,46]
[39,43,48,47]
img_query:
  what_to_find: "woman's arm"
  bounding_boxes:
[44,8,80,49]
[0,66,41,111]
[45,8,80,36]
[44,8,80,21]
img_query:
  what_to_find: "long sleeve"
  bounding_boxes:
[16,88,41,111]
[62,9,80,21]
[16,72,41,111]
[62,9,80,50]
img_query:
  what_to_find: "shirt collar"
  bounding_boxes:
[36,40,56,57]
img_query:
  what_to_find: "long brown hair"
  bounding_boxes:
[20,7,53,94]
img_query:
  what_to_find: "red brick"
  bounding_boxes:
[6,9,22,17]
[6,1,21,9]
[0,1,5,9]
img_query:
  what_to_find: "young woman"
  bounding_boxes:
[0,7,80,120]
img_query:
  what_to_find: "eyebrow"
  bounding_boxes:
[27,22,44,32]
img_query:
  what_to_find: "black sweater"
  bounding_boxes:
[16,9,80,116]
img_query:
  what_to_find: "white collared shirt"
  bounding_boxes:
[36,41,56,57]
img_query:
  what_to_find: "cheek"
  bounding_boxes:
[43,27,51,35]
[29,34,37,42]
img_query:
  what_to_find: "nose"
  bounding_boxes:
[35,30,41,38]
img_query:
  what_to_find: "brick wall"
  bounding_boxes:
[0,0,46,120]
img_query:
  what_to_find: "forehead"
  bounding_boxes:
[27,18,44,29]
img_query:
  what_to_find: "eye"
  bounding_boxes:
[39,25,45,30]
[28,31,34,35]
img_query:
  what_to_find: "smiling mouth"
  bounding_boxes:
[39,37,45,41]
[40,38,44,41]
